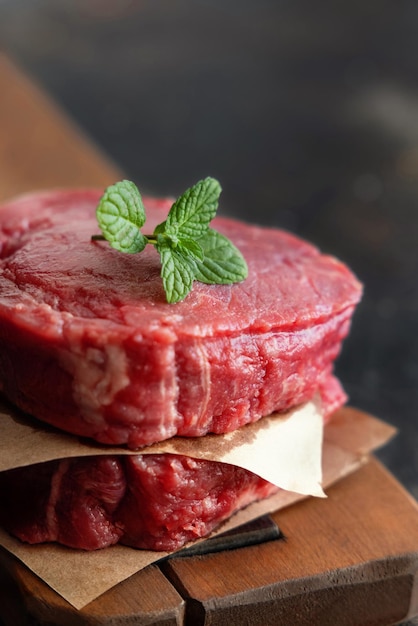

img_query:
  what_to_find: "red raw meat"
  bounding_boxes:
[0,454,278,551]
[0,189,362,448]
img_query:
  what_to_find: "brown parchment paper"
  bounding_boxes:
[0,401,396,610]
[0,397,326,496]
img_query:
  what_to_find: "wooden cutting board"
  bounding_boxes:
[0,54,418,625]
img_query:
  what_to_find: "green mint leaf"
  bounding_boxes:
[194,228,248,284]
[158,241,196,303]
[177,238,204,262]
[96,180,147,253]
[165,177,221,239]
[153,220,166,236]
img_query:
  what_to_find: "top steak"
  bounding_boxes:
[0,189,362,448]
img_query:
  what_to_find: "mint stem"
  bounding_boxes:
[92,233,158,245]
[142,235,158,244]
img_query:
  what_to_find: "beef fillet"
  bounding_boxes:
[0,189,362,448]
[0,454,278,551]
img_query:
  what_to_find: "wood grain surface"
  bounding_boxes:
[0,53,121,202]
[1,53,418,626]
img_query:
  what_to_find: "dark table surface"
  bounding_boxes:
[0,1,417,505]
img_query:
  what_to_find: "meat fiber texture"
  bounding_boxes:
[0,189,362,449]
[0,454,278,551]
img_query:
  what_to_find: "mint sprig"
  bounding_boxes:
[93,177,248,303]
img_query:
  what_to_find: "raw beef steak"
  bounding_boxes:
[0,189,362,448]
[0,454,278,551]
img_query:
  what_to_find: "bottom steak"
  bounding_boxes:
[0,454,278,551]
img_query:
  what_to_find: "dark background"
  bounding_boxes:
[1,1,418,498]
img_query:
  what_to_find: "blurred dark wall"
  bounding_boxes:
[1,0,418,493]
